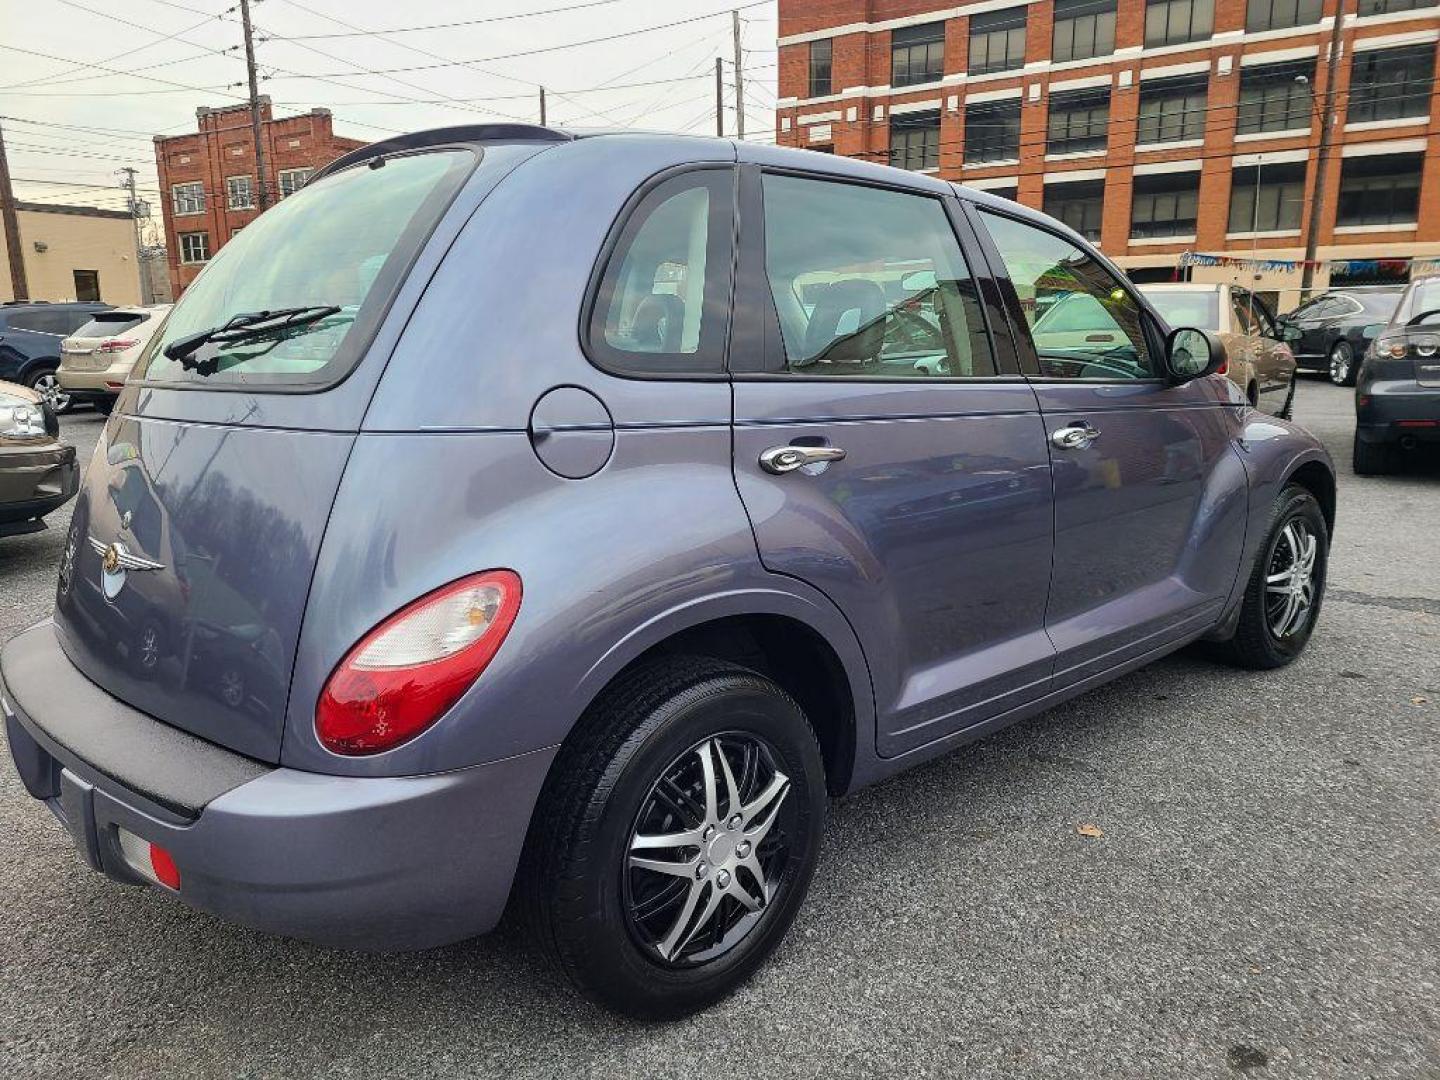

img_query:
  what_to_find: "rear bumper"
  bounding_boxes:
[0,443,78,524]
[1356,383,1440,444]
[58,362,130,393]
[1,620,555,951]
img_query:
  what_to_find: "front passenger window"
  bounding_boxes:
[979,210,1155,380]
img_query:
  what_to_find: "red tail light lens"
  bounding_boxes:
[98,338,138,354]
[1216,359,1228,376]
[316,570,522,756]
[150,843,181,890]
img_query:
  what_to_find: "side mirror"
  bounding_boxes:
[1165,326,1226,383]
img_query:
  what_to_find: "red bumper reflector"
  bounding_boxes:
[1396,420,1438,428]
[149,843,181,890]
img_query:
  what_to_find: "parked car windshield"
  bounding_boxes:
[1139,289,1219,331]
[1390,277,1440,328]
[135,149,474,388]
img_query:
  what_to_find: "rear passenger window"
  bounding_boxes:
[588,169,735,376]
[762,174,995,378]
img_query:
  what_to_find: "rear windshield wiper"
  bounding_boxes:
[163,306,342,366]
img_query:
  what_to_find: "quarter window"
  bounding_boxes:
[1347,45,1434,124]
[1337,154,1422,228]
[1130,172,1200,238]
[1052,0,1116,63]
[808,39,833,97]
[1246,0,1321,31]
[179,232,210,263]
[969,8,1027,76]
[761,174,996,378]
[1145,0,1213,46]
[589,169,735,375]
[965,99,1022,163]
[891,22,946,87]
[1236,60,1314,135]
[1137,74,1208,144]
[890,111,941,171]
[1043,179,1105,242]
[172,181,204,215]
[979,210,1154,380]
[226,175,254,210]
[1047,88,1110,154]
[1228,162,1306,233]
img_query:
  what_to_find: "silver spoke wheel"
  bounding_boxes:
[31,371,70,413]
[1329,343,1352,386]
[1264,519,1318,639]
[625,733,792,966]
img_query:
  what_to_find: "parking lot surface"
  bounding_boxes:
[1,380,1436,1080]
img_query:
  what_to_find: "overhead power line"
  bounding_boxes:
[278,0,632,39]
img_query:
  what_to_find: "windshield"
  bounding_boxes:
[1391,277,1440,327]
[135,149,474,387]
[1139,289,1219,331]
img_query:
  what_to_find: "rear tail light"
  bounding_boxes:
[316,570,522,755]
[115,828,181,890]
[1216,359,1228,376]
[98,338,138,354]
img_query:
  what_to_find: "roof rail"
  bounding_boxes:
[310,124,572,184]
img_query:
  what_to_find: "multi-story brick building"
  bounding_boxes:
[153,99,365,296]
[775,0,1440,304]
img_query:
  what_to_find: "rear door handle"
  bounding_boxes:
[1051,422,1100,450]
[760,445,847,474]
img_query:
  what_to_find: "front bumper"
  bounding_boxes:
[0,442,78,526]
[1,620,556,951]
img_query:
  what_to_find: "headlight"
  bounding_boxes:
[0,403,48,438]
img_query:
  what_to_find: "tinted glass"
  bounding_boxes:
[137,150,473,387]
[589,169,735,375]
[1140,289,1220,330]
[980,210,1154,379]
[71,312,149,337]
[6,309,94,334]
[763,175,995,378]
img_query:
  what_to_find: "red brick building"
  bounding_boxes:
[775,0,1440,302]
[153,99,365,296]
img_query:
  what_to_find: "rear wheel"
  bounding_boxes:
[1328,340,1356,387]
[520,657,826,1019]
[94,397,115,416]
[25,367,71,414]
[1217,484,1327,670]
[1352,436,1394,476]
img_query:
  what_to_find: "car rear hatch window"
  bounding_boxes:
[132,148,475,390]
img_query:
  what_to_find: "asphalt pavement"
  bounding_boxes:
[1,380,1436,1079]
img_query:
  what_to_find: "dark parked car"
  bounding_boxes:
[0,300,113,412]
[1,127,1336,1019]
[1353,275,1440,475]
[1279,287,1403,387]
[0,379,78,538]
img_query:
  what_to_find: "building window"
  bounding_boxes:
[1145,0,1213,46]
[1245,0,1321,32]
[179,232,210,264]
[226,175,254,210]
[1236,60,1314,135]
[1337,154,1422,227]
[171,181,204,216]
[1047,88,1110,154]
[278,168,314,197]
[808,38,833,97]
[1348,45,1434,124]
[1053,0,1116,64]
[1137,74,1208,144]
[985,186,1020,202]
[72,270,100,302]
[1358,0,1438,13]
[965,99,1022,163]
[1043,179,1105,241]
[891,22,945,87]
[1228,162,1306,233]
[1131,172,1200,238]
[969,8,1026,76]
[890,110,942,170]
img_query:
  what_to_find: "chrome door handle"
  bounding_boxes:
[759,444,847,474]
[1051,422,1100,450]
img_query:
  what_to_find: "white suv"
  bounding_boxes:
[58,305,171,414]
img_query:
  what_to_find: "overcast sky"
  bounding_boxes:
[0,0,778,213]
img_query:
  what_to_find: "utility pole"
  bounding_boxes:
[715,58,724,136]
[0,118,28,302]
[1299,9,1346,301]
[731,9,745,140]
[238,0,270,210]
[118,166,147,304]
[539,86,547,125]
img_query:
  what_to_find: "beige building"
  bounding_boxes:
[1,202,142,305]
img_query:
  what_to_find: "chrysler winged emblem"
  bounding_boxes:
[88,536,164,601]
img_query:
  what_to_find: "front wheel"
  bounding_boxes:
[520,658,827,1019]
[1328,340,1356,387]
[1217,484,1328,670]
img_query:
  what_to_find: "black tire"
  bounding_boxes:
[1217,483,1328,670]
[1328,340,1357,387]
[1352,436,1393,476]
[519,657,826,1019]
[1278,377,1296,421]
[94,397,115,416]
